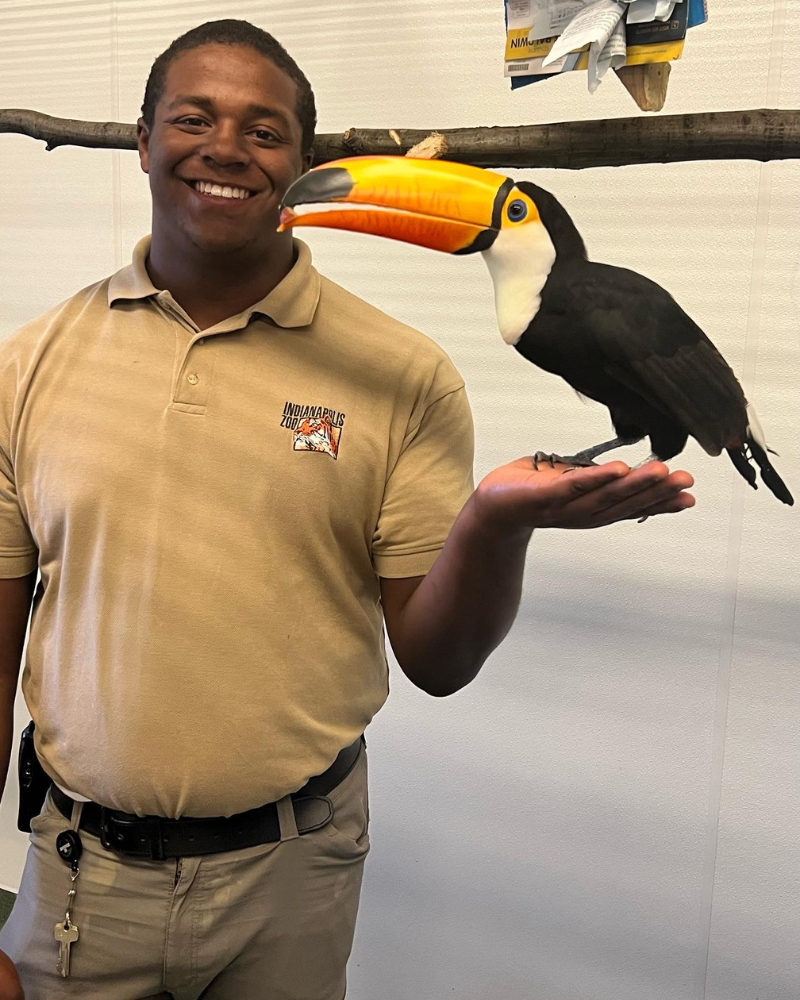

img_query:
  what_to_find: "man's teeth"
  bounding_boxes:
[193,181,251,200]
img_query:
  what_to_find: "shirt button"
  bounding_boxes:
[187,373,199,385]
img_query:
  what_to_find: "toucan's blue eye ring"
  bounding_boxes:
[507,199,528,222]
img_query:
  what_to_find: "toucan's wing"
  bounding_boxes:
[545,262,748,455]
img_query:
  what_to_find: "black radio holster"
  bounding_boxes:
[17,720,52,833]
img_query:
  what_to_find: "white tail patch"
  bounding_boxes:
[746,402,768,451]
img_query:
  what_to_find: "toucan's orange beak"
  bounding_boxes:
[279,156,511,255]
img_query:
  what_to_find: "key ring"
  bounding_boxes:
[64,868,80,928]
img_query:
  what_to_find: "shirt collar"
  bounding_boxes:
[107,235,321,330]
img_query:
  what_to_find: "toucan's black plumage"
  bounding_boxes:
[278,158,793,506]
[513,182,794,505]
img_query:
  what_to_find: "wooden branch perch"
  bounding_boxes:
[1,111,139,152]
[1,108,798,169]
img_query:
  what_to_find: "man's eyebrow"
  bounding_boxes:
[167,95,215,114]
[243,103,292,129]
[165,96,292,130]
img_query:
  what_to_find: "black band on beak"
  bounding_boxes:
[492,178,515,230]
[453,230,498,255]
[453,177,514,255]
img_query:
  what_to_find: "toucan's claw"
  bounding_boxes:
[532,451,598,472]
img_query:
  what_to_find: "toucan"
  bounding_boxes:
[279,156,793,505]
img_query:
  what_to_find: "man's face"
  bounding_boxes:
[137,43,311,257]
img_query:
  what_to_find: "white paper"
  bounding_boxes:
[506,0,532,26]
[519,0,584,38]
[541,0,626,66]
[540,0,627,91]
[625,0,680,22]
[655,0,678,19]
[587,13,627,91]
[625,0,659,23]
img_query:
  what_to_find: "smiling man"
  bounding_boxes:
[0,18,694,1000]
[139,34,313,332]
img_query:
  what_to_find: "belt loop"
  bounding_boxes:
[276,795,299,842]
[69,801,84,832]
[147,817,165,860]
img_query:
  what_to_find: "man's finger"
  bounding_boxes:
[546,461,630,499]
[603,485,694,522]
[624,492,696,520]
[573,466,693,516]
[589,463,671,508]
[567,478,692,525]
[563,466,670,517]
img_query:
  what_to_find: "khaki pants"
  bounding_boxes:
[0,748,369,1000]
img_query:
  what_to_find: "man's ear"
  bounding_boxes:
[136,118,150,174]
[301,151,313,174]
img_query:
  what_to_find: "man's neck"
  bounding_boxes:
[146,230,296,332]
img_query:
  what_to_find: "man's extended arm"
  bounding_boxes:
[381,459,694,697]
[0,573,36,800]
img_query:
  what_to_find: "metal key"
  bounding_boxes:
[55,920,79,977]
[55,859,81,976]
[54,808,84,977]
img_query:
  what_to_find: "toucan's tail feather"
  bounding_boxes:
[748,437,794,505]
[727,446,758,490]
[726,436,794,505]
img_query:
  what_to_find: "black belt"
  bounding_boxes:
[51,736,363,860]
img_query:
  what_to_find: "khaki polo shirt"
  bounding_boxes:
[0,237,474,818]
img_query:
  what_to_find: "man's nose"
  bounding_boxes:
[201,122,248,168]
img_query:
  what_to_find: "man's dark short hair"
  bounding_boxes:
[142,19,317,154]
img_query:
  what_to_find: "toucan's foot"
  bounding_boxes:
[532,451,598,472]
[632,452,659,470]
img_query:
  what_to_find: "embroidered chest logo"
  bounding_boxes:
[280,401,346,460]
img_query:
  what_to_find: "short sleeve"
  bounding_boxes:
[372,385,475,578]
[0,435,37,579]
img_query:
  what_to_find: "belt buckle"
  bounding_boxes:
[100,809,165,860]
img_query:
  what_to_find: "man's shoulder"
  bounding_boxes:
[315,276,467,404]
[0,278,112,362]
[317,275,449,359]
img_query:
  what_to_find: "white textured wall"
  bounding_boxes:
[1,2,798,998]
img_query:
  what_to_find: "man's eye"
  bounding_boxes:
[177,117,207,128]
[251,129,280,142]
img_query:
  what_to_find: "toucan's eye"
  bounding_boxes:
[507,200,528,222]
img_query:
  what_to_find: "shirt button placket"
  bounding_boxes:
[172,335,213,410]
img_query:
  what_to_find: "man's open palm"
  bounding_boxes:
[473,457,695,531]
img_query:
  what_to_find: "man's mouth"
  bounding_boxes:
[186,179,255,201]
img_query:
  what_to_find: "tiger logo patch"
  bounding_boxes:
[280,402,345,460]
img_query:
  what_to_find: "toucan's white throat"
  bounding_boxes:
[481,223,557,346]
